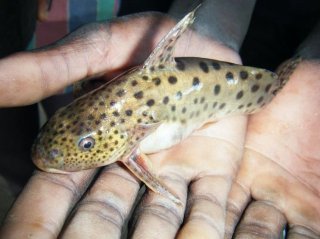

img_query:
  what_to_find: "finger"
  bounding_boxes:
[287,225,320,239]
[0,169,97,239]
[233,201,286,239]
[128,172,187,239]
[61,164,141,239]
[0,14,174,107]
[177,175,230,239]
[225,179,251,239]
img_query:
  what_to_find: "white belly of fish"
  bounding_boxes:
[139,121,201,154]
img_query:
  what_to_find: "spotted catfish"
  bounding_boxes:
[32,7,296,205]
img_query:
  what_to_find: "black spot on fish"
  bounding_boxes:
[247,103,252,107]
[110,121,115,127]
[134,91,143,99]
[125,109,132,116]
[256,73,262,80]
[142,75,149,81]
[176,59,185,71]
[265,84,272,93]
[113,111,120,117]
[192,77,200,88]
[116,89,125,97]
[240,71,248,80]
[168,76,177,84]
[99,101,105,106]
[150,66,155,72]
[152,77,161,86]
[214,85,221,95]
[100,113,107,120]
[176,91,182,100]
[251,84,260,93]
[212,102,218,108]
[182,107,187,113]
[97,130,102,135]
[159,64,165,69]
[238,105,244,109]
[236,90,244,100]
[95,120,101,125]
[211,61,221,70]
[110,101,116,107]
[226,72,234,83]
[163,96,169,104]
[204,103,208,110]
[131,80,138,87]
[146,99,155,107]
[219,103,226,109]
[87,114,94,121]
[137,118,142,123]
[171,105,176,112]
[194,98,198,104]
[199,61,209,73]
[257,96,264,104]
[200,97,205,104]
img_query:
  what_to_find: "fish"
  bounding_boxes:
[31,6,299,205]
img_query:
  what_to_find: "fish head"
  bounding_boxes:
[32,93,130,173]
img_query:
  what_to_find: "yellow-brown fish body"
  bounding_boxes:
[33,57,277,167]
[32,7,285,204]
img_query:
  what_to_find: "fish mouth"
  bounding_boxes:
[32,146,67,174]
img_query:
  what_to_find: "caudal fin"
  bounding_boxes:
[273,56,302,95]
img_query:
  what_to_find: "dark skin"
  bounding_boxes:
[0,13,319,239]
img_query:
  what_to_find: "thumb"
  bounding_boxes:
[0,13,174,107]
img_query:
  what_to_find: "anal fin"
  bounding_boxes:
[121,148,182,205]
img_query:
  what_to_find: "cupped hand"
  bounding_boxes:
[0,12,245,239]
[225,60,320,239]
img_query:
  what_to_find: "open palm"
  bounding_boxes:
[0,12,247,239]
[226,61,320,238]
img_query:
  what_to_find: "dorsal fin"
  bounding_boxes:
[142,5,201,72]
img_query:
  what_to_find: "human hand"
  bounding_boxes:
[0,12,246,239]
[225,60,320,238]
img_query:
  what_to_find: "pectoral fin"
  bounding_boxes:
[121,148,182,205]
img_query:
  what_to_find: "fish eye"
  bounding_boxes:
[78,136,95,151]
